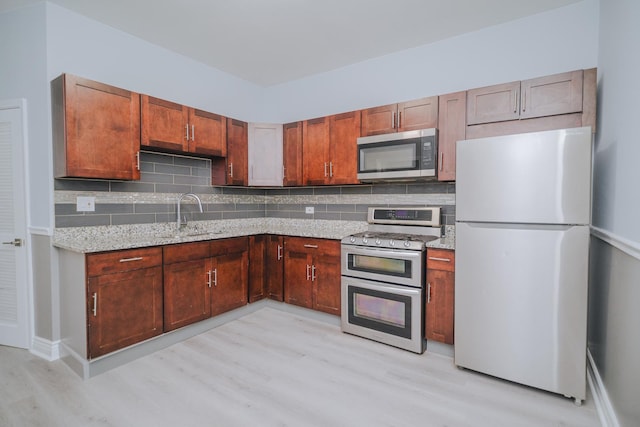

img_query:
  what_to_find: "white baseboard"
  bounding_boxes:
[587,349,620,427]
[30,336,61,361]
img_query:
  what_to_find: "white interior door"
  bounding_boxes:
[0,102,29,349]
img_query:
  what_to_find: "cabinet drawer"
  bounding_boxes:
[87,247,162,276]
[284,237,339,256]
[426,249,455,272]
[164,241,211,264]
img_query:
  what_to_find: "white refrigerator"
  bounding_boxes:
[454,127,592,403]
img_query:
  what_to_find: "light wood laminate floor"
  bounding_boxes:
[1,307,600,426]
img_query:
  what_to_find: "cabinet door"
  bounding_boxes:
[248,123,283,186]
[361,104,396,136]
[210,238,249,316]
[283,122,303,186]
[52,74,141,180]
[329,111,360,185]
[437,91,466,181]
[425,269,455,344]
[466,81,520,125]
[249,235,267,303]
[226,118,248,186]
[266,235,284,301]
[397,96,438,132]
[140,95,189,153]
[520,70,583,119]
[425,249,455,344]
[163,258,212,332]
[302,117,330,185]
[189,109,227,157]
[312,241,341,316]
[87,266,163,358]
[283,238,313,309]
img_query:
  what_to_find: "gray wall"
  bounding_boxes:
[589,0,640,425]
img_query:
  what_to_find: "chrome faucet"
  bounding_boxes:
[176,193,203,231]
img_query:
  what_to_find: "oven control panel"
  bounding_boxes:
[367,207,441,226]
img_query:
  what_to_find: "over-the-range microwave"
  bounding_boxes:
[356,128,438,181]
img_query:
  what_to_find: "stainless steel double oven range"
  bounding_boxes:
[341,207,441,353]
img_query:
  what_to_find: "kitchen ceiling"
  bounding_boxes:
[4,0,581,86]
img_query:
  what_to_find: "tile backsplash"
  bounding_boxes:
[54,151,456,228]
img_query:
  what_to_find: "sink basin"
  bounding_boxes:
[155,230,222,239]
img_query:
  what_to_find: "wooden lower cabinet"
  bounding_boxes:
[249,235,284,303]
[163,241,212,332]
[283,237,341,315]
[425,249,455,345]
[86,247,163,359]
[210,237,249,316]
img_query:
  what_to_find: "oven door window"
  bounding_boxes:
[348,253,411,278]
[348,286,412,339]
[358,139,420,173]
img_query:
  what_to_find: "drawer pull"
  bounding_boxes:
[428,256,451,262]
[303,244,318,249]
[119,256,143,263]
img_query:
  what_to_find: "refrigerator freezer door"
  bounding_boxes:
[456,127,592,225]
[454,221,588,400]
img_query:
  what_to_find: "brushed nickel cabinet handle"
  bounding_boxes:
[303,244,318,249]
[391,111,396,129]
[427,283,431,304]
[277,245,283,261]
[119,257,143,263]
[229,163,234,178]
[191,124,195,141]
[136,151,140,171]
[207,270,212,288]
[398,111,402,129]
[521,91,526,113]
[329,161,333,177]
[306,264,311,281]
[439,152,444,171]
[311,265,316,282]
[428,256,451,262]
[514,91,519,113]
[185,124,189,140]
[213,268,218,287]
[92,292,98,316]
[324,162,328,177]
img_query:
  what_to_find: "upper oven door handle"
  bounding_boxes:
[342,245,423,260]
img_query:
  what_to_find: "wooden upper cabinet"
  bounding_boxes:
[225,118,248,186]
[361,104,396,136]
[303,112,360,186]
[437,91,466,182]
[283,121,303,186]
[361,96,438,136]
[141,96,189,152]
[520,70,584,119]
[328,111,360,185]
[302,117,331,185]
[189,109,227,157]
[466,81,520,125]
[467,70,585,125]
[51,74,141,180]
[398,97,438,132]
[141,95,226,157]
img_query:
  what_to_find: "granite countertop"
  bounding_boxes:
[53,218,455,253]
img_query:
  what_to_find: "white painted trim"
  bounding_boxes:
[29,226,53,236]
[587,349,620,427]
[30,336,61,361]
[591,226,640,261]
